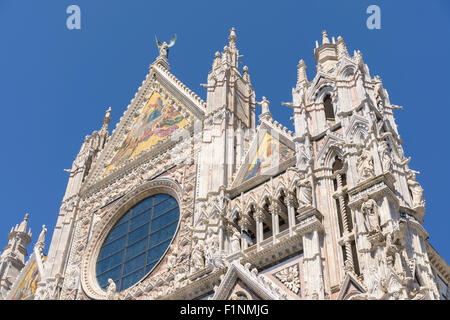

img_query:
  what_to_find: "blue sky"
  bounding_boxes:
[0,0,449,263]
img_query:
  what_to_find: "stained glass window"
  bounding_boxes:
[96,193,179,291]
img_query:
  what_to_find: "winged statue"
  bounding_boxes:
[155,34,177,59]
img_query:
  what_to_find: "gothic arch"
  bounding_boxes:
[244,196,258,215]
[275,183,288,200]
[324,146,344,169]
[338,64,357,81]
[345,115,370,145]
[229,202,242,221]
[312,82,335,103]
[259,192,272,209]
[317,133,344,168]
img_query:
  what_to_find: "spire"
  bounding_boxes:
[336,36,348,59]
[17,213,29,233]
[34,225,47,252]
[322,30,330,45]
[297,59,308,86]
[228,27,237,49]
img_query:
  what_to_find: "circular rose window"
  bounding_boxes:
[95,193,179,291]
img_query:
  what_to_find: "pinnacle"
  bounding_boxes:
[322,30,330,44]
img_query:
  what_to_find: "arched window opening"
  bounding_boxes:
[331,156,360,275]
[278,191,289,233]
[324,94,335,122]
[245,205,257,246]
[262,199,272,241]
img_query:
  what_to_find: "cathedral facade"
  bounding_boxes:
[1,29,449,300]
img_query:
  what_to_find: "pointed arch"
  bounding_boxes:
[321,143,344,169]
[338,64,357,81]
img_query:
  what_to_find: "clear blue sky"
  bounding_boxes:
[0,0,449,263]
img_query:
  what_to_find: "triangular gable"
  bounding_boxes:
[103,90,190,175]
[337,272,366,300]
[6,253,47,300]
[316,131,344,168]
[212,260,287,300]
[231,121,295,190]
[84,60,206,186]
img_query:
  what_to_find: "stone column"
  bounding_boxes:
[285,192,296,237]
[254,208,265,245]
[218,217,225,252]
[335,172,354,273]
[298,211,325,300]
[270,201,280,244]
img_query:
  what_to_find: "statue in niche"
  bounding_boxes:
[297,144,312,169]
[297,178,312,207]
[407,173,425,208]
[379,140,393,172]
[357,150,375,182]
[177,242,190,264]
[106,279,118,300]
[361,198,381,235]
[191,238,205,272]
[230,226,241,253]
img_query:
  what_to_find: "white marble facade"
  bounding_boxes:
[1,29,449,300]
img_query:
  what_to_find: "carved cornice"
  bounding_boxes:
[347,173,398,209]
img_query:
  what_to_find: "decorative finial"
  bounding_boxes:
[155,34,177,59]
[228,27,237,48]
[35,225,47,252]
[322,30,330,45]
[336,36,348,59]
[18,213,29,233]
[297,59,308,85]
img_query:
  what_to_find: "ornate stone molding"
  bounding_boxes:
[80,178,184,300]
[274,264,301,295]
[211,260,287,300]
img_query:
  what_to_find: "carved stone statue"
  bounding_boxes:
[256,96,270,115]
[361,198,381,235]
[191,239,205,272]
[212,51,221,69]
[357,150,375,182]
[374,78,384,109]
[230,227,241,253]
[106,279,117,300]
[407,174,425,208]
[379,141,392,172]
[297,179,312,207]
[155,34,177,59]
